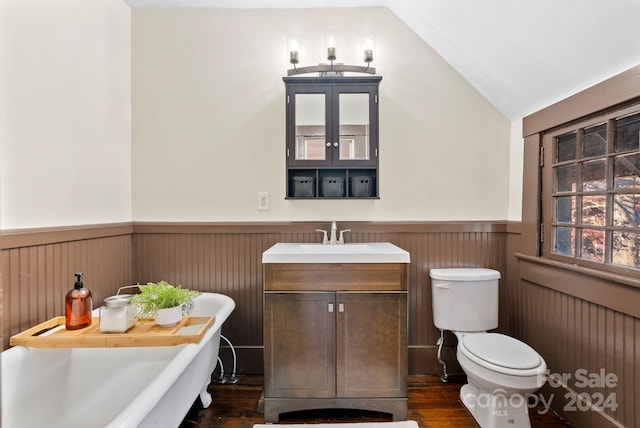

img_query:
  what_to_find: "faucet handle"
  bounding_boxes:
[316,229,329,244]
[338,229,351,244]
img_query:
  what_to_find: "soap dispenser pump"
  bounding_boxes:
[65,272,93,330]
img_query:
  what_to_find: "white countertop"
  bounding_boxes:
[262,242,410,264]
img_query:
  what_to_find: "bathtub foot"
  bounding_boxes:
[199,389,213,408]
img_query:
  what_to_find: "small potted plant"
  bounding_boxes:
[130,281,200,327]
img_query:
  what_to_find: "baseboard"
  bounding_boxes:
[540,379,625,428]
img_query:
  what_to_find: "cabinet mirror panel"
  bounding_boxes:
[339,93,369,160]
[295,93,326,160]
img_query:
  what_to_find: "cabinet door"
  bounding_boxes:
[286,79,379,168]
[332,85,378,167]
[336,292,407,398]
[287,85,333,167]
[264,292,336,398]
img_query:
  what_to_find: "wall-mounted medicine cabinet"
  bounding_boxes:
[284,76,382,199]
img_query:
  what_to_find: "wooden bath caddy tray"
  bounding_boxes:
[10,316,215,348]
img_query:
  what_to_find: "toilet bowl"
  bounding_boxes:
[429,268,547,428]
[456,331,546,428]
[457,332,546,394]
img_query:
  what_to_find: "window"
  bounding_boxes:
[542,106,640,271]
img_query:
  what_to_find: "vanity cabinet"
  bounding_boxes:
[263,262,408,422]
[284,76,381,199]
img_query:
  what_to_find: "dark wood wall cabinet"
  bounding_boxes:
[263,262,408,422]
[284,76,382,199]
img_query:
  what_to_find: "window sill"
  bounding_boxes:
[515,253,640,318]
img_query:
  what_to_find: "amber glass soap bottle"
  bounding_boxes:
[65,272,93,330]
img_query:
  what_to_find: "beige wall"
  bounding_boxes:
[0,5,513,229]
[508,118,524,221]
[132,7,511,222]
[0,0,132,230]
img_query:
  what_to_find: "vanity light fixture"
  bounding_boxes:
[287,32,301,72]
[327,46,337,63]
[364,49,374,70]
[361,30,375,71]
[289,49,299,71]
[287,35,376,76]
[326,32,337,66]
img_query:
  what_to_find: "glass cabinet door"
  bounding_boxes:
[338,93,370,161]
[294,93,329,162]
[333,87,377,166]
[286,81,378,167]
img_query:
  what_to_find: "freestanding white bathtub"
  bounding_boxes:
[1,292,235,428]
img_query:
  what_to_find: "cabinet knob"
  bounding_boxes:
[328,303,334,313]
[333,142,339,148]
[338,303,344,312]
[326,142,332,147]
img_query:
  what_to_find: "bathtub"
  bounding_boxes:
[1,292,235,428]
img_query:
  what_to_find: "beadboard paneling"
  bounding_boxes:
[515,257,639,428]
[1,221,511,370]
[130,221,509,374]
[4,221,638,427]
[3,221,638,427]
[1,226,132,350]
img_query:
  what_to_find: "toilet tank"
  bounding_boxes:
[430,268,500,332]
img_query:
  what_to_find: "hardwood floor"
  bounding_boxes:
[179,375,571,427]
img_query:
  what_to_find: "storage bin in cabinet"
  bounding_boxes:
[350,176,373,197]
[321,177,345,197]
[292,176,315,197]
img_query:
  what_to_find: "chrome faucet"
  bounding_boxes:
[338,228,351,244]
[316,228,329,244]
[316,222,351,245]
[329,221,338,244]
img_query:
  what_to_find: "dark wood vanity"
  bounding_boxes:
[263,261,408,422]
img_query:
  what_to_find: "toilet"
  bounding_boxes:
[429,268,546,428]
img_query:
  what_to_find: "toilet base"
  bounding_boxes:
[460,382,532,428]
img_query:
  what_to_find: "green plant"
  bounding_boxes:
[130,281,200,317]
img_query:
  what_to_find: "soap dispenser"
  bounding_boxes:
[65,272,93,330]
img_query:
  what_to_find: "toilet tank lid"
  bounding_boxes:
[429,268,501,281]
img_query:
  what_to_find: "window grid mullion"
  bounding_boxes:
[605,118,615,264]
[576,130,583,259]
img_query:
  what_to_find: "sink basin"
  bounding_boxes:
[262,242,410,264]
[296,244,372,253]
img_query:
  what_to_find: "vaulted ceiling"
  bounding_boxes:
[126,0,640,120]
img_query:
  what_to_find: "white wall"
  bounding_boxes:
[0,5,514,229]
[132,7,512,222]
[0,0,131,230]
[508,118,524,221]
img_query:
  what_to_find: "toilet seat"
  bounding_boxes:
[459,333,543,376]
